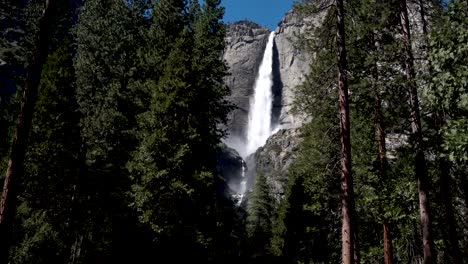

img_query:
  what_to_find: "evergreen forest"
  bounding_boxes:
[1,0,468,263]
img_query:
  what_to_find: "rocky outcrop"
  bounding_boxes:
[222,7,330,203]
[223,11,321,138]
[273,10,323,129]
[249,128,302,201]
[222,4,428,204]
[224,21,270,139]
[216,144,244,197]
[244,10,323,201]
[222,11,322,202]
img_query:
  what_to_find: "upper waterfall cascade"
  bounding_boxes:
[232,31,276,205]
[245,31,276,157]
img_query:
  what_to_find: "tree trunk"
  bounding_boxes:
[461,169,468,258]
[439,159,461,264]
[354,223,360,264]
[419,1,461,262]
[383,221,393,264]
[374,89,393,264]
[419,0,429,45]
[399,1,435,263]
[0,0,54,261]
[336,1,356,263]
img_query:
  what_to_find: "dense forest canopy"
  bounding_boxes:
[0,0,467,263]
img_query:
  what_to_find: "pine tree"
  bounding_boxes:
[399,1,436,262]
[289,1,427,263]
[334,0,357,262]
[127,0,232,260]
[9,38,81,264]
[428,1,468,261]
[345,1,405,262]
[0,0,30,174]
[73,0,149,261]
[275,8,342,260]
[0,0,55,261]
[246,172,274,259]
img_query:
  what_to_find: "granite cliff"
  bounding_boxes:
[222,9,320,202]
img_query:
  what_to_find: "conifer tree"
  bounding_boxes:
[9,38,81,264]
[275,5,342,262]
[334,0,357,262]
[428,1,468,261]
[345,1,405,262]
[0,0,29,170]
[0,0,54,261]
[73,0,148,260]
[127,0,232,260]
[399,1,435,262]
[246,172,274,259]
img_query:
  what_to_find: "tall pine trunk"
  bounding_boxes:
[335,1,356,263]
[439,160,461,264]
[419,1,461,262]
[374,90,393,264]
[399,1,435,263]
[383,221,393,264]
[0,0,54,261]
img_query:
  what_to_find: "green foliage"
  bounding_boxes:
[5,0,468,263]
[273,130,342,263]
[6,36,80,262]
[0,0,28,174]
[280,0,430,262]
[126,0,235,261]
[10,203,62,264]
[3,0,239,262]
[246,172,275,259]
[442,119,468,161]
[275,12,343,258]
[429,0,468,162]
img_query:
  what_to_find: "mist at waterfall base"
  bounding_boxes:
[225,32,278,205]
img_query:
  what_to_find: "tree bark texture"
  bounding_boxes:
[0,0,54,261]
[399,1,435,263]
[383,222,393,264]
[336,1,356,263]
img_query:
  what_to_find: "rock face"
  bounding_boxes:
[273,10,313,129]
[216,145,244,197]
[224,21,270,140]
[223,13,318,139]
[222,5,427,203]
[222,11,320,202]
[250,128,302,201]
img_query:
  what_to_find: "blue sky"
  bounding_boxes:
[221,0,295,30]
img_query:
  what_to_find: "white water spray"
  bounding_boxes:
[237,160,247,205]
[245,32,276,156]
[233,32,276,205]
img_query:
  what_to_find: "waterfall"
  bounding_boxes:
[245,31,276,157]
[237,160,247,205]
[232,32,276,205]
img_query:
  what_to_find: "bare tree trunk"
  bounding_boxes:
[336,1,356,263]
[0,0,54,261]
[399,1,435,263]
